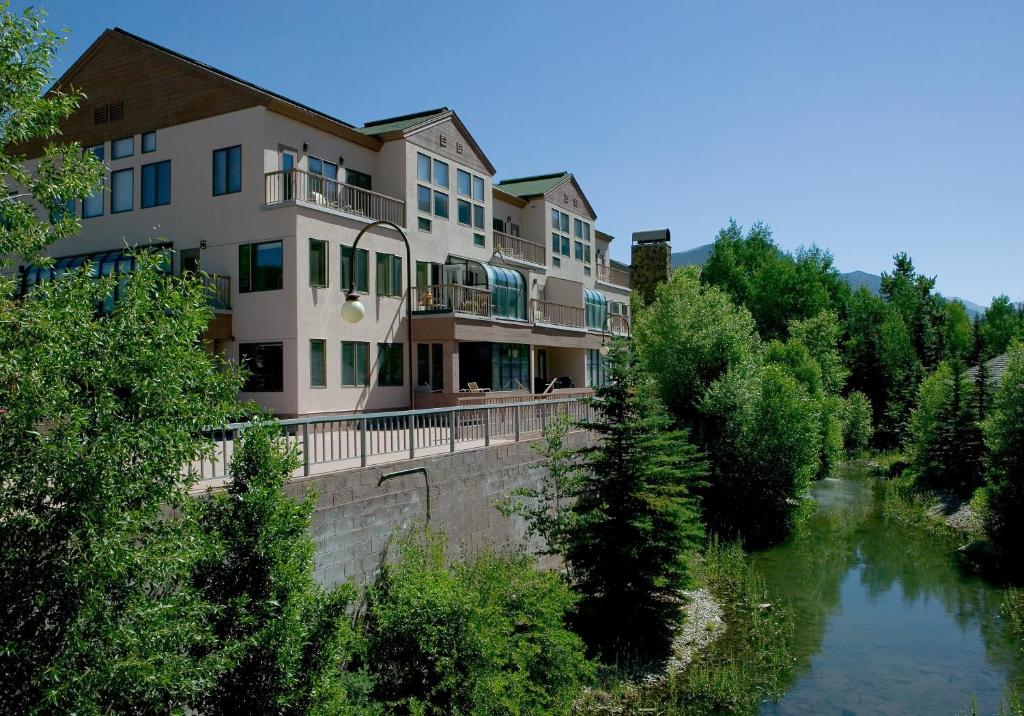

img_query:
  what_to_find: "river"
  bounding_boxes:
[753,468,1022,715]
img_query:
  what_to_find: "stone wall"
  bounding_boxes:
[283,430,597,587]
[630,239,672,305]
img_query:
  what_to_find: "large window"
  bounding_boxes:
[82,144,104,218]
[111,168,133,213]
[341,245,369,293]
[416,152,452,224]
[345,168,371,190]
[309,339,326,388]
[417,343,444,391]
[378,343,404,387]
[457,199,471,226]
[433,191,448,219]
[376,253,403,297]
[240,342,283,392]
[433,158,449,188]
[586,349,607,388]
[141,160,171,208]
[484,264,526,320]
[239,240,283,292]
[456,170,485,231]
[457,169,471,196]
[341,341,370,387]
[417,152,431,182]
[309,238,328,287]
[550,208,572,262]
[585,289,608,330]
[213,145,241,195]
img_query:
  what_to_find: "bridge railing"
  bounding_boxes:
[190,396,593,482]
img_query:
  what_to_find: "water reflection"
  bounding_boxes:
[754,467,1022,715]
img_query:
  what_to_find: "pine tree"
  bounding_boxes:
[563,341,707,661]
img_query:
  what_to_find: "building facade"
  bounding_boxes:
[12,28,632,417]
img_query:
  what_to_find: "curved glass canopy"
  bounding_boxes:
[584,288,608,330]
[482,262,527,320]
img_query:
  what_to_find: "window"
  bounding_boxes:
[560,212,569,233]
[584,245,592,263]
[239,240,283,292]
[417,185,431,213]
[111,168,133,213]
[586,349,607,388]
[416,261,442,287]
[309,238,328,287]
[49,198,74,224]
[310,339,327,388]
[378,343,404,386]
[417,343,444,391]
[472,176,484,202]
[376,253,402,297]
[111,136,133,159]
[341,245,369,293]
[341,341,369,386]
[417,152,431,182]
[575,241,584,260]
[433,191,448,219]
[550,208,572,262]
[472,204,484,230]
[308,156,338,180]
[345,168,371,190]
[433,159,448,188]
[574,218,583,238]
[457,169,471,196]
[213,145,241,195]
[473,233,485,248]
[418,216,431,232]
[82,144,104,218]
[141,160,171,208]
[553,256,561,268]
[141,131,156,153]
[240,342,283,392]
[583,223,591,241]
[457,199,471,226]
[560,236,570,257]
[551,208,559,229]
[551,233,560,253]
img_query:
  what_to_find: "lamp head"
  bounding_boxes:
[341,291,366,323]
[599,343,610,357]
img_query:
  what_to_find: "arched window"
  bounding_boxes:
[584,288,608,330]
[483,263,526,320]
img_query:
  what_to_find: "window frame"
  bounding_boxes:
[239,342,284,392]
[141,160,171,208]
[432,159,449,189]
[238,239,284,293]
[212,145,242,196]
[433,190,448,219]
[341,341,370,387]
[111,136,134,160]
[417,152,431,182]
[457,169,471,197]
[110,167,133,214]
[457,198,472,226]
[141,131,156,153]
[378,342,404,387]
[309,339,327,388]
[375,252,403,297]
[417,342,444,391]
[341,245,369,293]
[309,238,329,288]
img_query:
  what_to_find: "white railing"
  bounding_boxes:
[264,168,406,227]
[493,231,545,265]
[191,397,593,481]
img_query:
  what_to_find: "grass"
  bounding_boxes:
[1004,589,1024,656]
[878,475,965,540]
[575,541,794,715]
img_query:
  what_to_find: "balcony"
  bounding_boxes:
[531,298,585,329]
[493,231,545,266]
[596,263,631,289]
[414,284,492,318]
[264,168,406,227]
[198,273,231,310]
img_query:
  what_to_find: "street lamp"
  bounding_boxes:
[599,312,631,357]
[343,219,415,409]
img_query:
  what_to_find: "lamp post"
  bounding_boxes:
[599,312,631,357]
[342,220,415,410]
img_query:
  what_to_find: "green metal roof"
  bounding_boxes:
[494,172,570,199]
[358,107,449,136]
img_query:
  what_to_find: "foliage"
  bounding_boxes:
[877,303,923,445]
[363,529,591,715]
[632,265,759,428]
[701,363,820,548]
[0,2,103,267]
[565,342,707,660]
[788,311,849,395]
[495,414,579,557]
[700,220,848,341]
[943,300,975,365]
[191,419,373,715]
[816,395,846,480]
[880,252,946,371]
[0,257,243,712]
[842,391,874,455]
[1003,589,1024,657]
[983,340,1024,560]
[907,362,986,495]
[978,296,1024,362]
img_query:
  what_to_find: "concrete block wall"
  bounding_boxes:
[282,431,598,587]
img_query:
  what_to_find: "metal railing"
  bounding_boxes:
[199,273,231,310]
[596,263,631,288]
[493,231,545,265]
[414,284,492,317]
[264,168,406,227]
[531,298,586,329]
[191,397,592,480]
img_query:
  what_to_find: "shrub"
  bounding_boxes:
[363,529,591,715]
[983,340,1024,559]
[842,391,874,456]
[816,395,846,480]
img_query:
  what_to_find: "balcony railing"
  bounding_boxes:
[415,284,492,317]
[493,231,545,266]
[264,168,406,227]
[199,273,231,310]
[531,298,585,329]
[596,263,631,289]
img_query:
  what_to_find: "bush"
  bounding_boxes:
[816,395,846,480]
[363,529,591,715]
[983,340,1024,559]
[842,391,874,456]
[701,363,820,547]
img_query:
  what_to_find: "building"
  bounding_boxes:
[11,28,632,417]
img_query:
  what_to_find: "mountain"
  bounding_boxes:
[670,244,987,318]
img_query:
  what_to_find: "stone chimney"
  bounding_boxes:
[630,229,672,304]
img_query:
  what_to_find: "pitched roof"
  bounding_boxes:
[967,353,1011,387]
[359,108,449,136]
[495,172,571,199]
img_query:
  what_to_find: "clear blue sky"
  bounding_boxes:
[20,0,1023,306]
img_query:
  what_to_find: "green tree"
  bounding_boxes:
[877,306,923,445]
[983,340,1024,560]
[842,391,874,456]
[633,265,759,428]
[0,2,102,267]
[701,363,820,547]
[565,342,707,659]
[880,252,946,370]
[191,419,372,715]
[979,295,1024,361]
[788,311,849,395]
[844,286,890,429]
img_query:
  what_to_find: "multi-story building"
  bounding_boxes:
[12,28,632,417]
